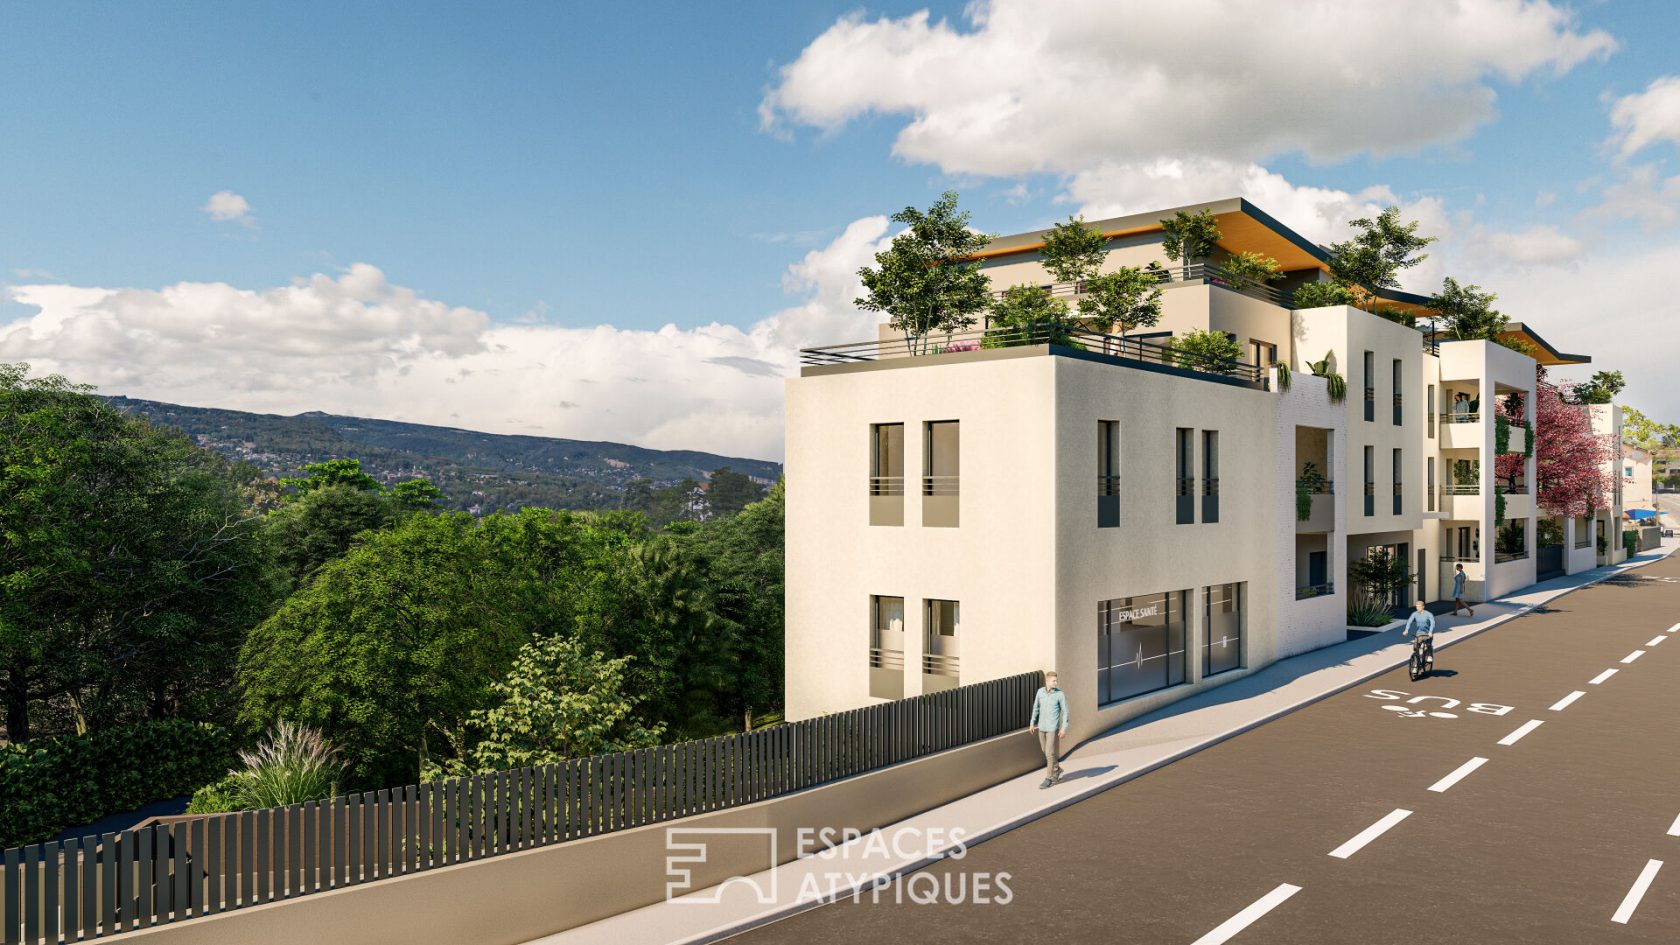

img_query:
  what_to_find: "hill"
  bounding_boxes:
[103,396,781,515]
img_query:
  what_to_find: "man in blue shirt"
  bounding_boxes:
[1403,599,1437,667]
[1027,670,1069,788]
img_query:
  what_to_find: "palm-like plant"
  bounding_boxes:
[230,722,345,809]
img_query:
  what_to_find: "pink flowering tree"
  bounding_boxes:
[1533,368,1614,516]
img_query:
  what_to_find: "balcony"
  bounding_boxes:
[922,475,959,528]
[1441,483,1482,520]
[1498,484,1533,521]
[800,324,1268,389]
[1296,479,1335,532]
[922,653,960,692]
[1295,582,1335,600]
[988,261,1285,307]
[1440,412,1482,450]
[869,475,904,526]
[869,647,904,699]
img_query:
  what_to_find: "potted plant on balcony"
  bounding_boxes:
[1296,462,1326,522]
[1307,350,1347,403]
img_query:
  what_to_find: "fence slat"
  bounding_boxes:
[22,845,39,945]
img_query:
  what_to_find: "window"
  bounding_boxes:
[1202,430,1220,524]
[1427,457,1436,513]
[1427,385,1436,439]
[923,599,960,689]
[1098,591,1187,705]
[1098,420,1120,528]
[1363,351,1375,422]
[1392,359,1403,425]
[869,423,904,526]
[1249,340,1276,369]
[1203,583,1244,677]
[1176,428,1194,525]
[923,421,959,528]
[1393,448,1403,515]
[1575,514,1593,549]
[868,596,904,699]
[1364,446,1375,516]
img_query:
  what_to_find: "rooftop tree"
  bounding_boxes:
[1080,265,1164,337]
[1429,277,1508,340]
[1572,370,1625,405]
[1039,215,1108,285]
[1326,207,1436,311]
[856,191,993,355]
[1160,209,1222,279]
[987,283,1077,347]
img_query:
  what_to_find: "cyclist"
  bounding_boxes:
[1401,599,1437,670]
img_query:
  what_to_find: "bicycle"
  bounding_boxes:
[1408,633,1435,681]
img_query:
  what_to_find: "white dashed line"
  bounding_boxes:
[1549,691,1586,712]
[1498,720,1544,746]
[1589,668,1618,685]
[1329,808,1413,859]
[1429,757,1489,793]
[1191,883,1303,945]
[1623,650,1646,664]
[1612,859,1663,925]
[1648,636,1667,647]
[1668,813,1680,838]
[1667,622,1680,633]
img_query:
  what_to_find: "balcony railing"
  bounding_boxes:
[1295,582,1335,600]
[922,475,959,497]
[923,653,960,676]
[988,262,1285,307]
[1497,484,1529,496]
[1442,483,1480,496]
[800,324,1267,387]
[1494,550,1529,563]
[1204,477,1220,496]
[1098,474,1121,497]
[1440,412,1481,424]
[869,647,905,670]
[869,475,904,497]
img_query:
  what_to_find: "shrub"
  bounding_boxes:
[1347,601,1395,627]
[1169,328,1242,374]
[186,774,243,815]
[1274,361,1291,392]
[0,720,235,847]
[227,722,345,809]
[1291,281,1358,309]
[1495,414,1511,454]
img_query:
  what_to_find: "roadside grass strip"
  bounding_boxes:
[1190,884,1303,945]
[1429,757,1489,793]
[1611,860,1663,925]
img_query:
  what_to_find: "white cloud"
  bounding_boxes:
[1607,75,1680,158]
[763,0,1614,176]
[203,190,254,225]
[0,221,893,462]
[1581,163,1680,230]
[1477,224,1585,265]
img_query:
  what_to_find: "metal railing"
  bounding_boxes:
[1176,476,1196,497]
[868,475,904,497]
[922,475,959,497]
[1497,484,1529,496]
[869,647,905,670]
[1440,412,1480,424]
[800,324,1267,387]
[1495,550,1529,563]
[1098,475,1121,497]
[1295,582,1335,600]
[987,262,1285,307]
[1296,478,1334,494]
[922,653,960,677]
[1204,477,1220,497]
[1442,483,1480,496]
[2,672,1042,945]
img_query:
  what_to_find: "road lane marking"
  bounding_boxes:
[1429,757,1489,793]
[1329,809,1412,859]
[1649,636,1667,647]
[1668,813,1680,837]
[1590,668,1618,685]
[1668,622,1680,633]
[1499,720,1544,745]
[1550,691,1586,712]
[1191,883,1302,945]
[1623,650,1646,664]
[1612,859,1663,925]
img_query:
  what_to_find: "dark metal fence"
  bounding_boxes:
[3,671,1039,944]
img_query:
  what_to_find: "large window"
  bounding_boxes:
[1098,420,1120,528]
[1202,430,1220,524]
[1575,514,1593,549]
[868,596,905,699]
[923,421,960,528]
[923,598,960,688]
[1098,591,1187,705]
[1176,428,1194,525]
[869,423,904,526]
[1203,583,1244,677]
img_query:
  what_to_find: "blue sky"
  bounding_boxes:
[4,1,1680,459]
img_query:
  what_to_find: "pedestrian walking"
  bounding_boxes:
[1027,670,1069,788]
[1451,562,1474,617]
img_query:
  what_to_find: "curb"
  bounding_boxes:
[671,545,1677,945]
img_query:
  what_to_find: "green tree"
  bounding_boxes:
[704,467,766,519]
[986,284,1077,346]
[1219,251,1284,293]
[467,636,664,771]
[1291,281,1359,309]
[262,484,393,588]
[1080,266,1164,337]
[387,478,444,511]
[1159,209,1222,277]
[1574,370,1626,405]
[280,458,381,497]
[1326,207,1436,310]
[856,192,994,354]
[1429,277,1508,340]
[1039,215,1108,284]
[1,364,274,740]
[1169,328,1243,375]
[685,481,785,731]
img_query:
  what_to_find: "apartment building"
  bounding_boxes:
[784,198,1620,742]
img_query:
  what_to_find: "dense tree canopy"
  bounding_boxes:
[857,191,994,353]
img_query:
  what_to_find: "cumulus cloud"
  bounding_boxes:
[0,220,893,461]
[1607,75,1680,158]
[762,0,1614,176]
[1581,163,1680,231]
[203,190,254,225]
[1477,224,1585,266]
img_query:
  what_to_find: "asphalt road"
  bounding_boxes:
[728,556,1680,945]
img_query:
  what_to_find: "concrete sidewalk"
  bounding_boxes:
[529,543,1677,945]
